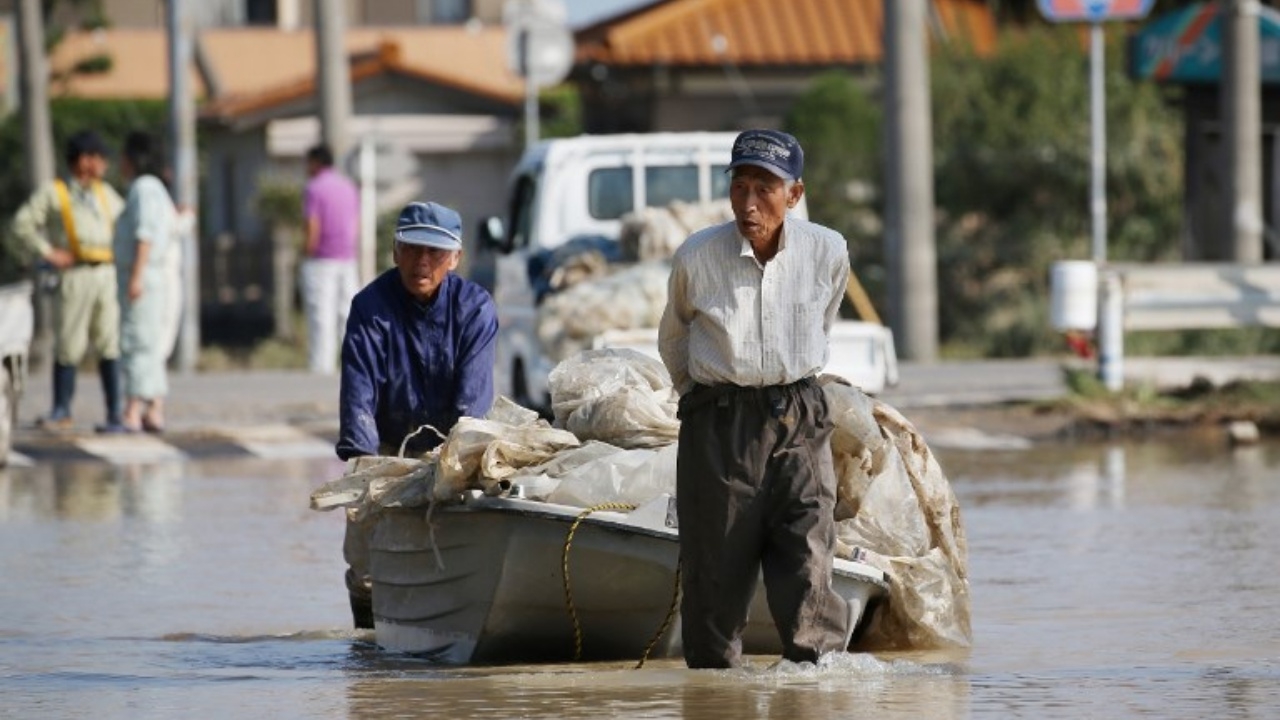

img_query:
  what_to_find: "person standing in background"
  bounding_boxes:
[11,130,127,433]
[301,144,360,374]
[113,131,178,433]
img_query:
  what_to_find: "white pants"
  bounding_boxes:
[300,258,359,374]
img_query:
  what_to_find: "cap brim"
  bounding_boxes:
[726,158,795,182]
[396,227,462,250]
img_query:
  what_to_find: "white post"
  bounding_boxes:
[1089,23,1107,263]
[359,136,377,286]
[1097,270,1124,392]
[523,31,539,149]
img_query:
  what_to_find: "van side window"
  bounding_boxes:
[509,176,536,249]
[711,164,731,199]
[646,166,699,207]
[588,168,634,220]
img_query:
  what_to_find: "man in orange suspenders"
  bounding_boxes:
[11,131,127,433]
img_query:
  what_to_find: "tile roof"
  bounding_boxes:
[575,0,997,67]
[35,25,523,115]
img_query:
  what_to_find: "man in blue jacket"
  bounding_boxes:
[335,200,498,628]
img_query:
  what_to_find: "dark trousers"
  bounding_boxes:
[675,377,849,668]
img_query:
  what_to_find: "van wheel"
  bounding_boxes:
[511,360,533,410]
[511,360,551,418]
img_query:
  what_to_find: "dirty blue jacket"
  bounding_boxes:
[337,269,498,460]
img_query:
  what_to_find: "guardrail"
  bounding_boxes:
[1050,262,1280,390]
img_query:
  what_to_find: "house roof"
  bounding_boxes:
[37,25,524,115]
[199,29,524,121]
[575,0,997,67]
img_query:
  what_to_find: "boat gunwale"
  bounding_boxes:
[397,494,891,593]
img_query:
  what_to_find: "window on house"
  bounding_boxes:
[428,0,472,23]
[245,0,277,25]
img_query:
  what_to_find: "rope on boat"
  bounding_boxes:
[634,559,680,670]
[561,503,636,661]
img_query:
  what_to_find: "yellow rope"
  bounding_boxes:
[634,559,681,670]
[561,503,636,661]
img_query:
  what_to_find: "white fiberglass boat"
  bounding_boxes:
[368,490,889,664]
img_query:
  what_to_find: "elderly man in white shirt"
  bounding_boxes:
[658,129,852,669]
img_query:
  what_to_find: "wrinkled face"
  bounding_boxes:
[395,242,460,302]
[729,165,803,248]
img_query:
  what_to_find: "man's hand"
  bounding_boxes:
[44,247,75,270]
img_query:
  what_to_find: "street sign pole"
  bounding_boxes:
[1038,0,1156,392]
[505,0,572,150]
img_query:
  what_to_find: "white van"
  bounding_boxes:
[477,132,897,409]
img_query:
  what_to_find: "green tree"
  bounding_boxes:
[931,26,1183,356]
[784,71,886,314]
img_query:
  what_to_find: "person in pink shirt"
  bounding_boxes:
[301,144,360,374]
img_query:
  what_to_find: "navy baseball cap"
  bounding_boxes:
[395,201,462,251]
[726,129,804,182]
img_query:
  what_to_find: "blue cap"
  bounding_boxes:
[726,129,804,182]
[395,201,463,250]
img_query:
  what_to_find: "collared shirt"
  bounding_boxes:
[11,177,123,260]
[658,216,850,395]
[337,269,499,460]
[303,168,359,260]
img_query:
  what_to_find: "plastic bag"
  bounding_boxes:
[546,443,678,508]
[548,348,679,448]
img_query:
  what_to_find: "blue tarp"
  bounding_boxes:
[1129,1,1280,84]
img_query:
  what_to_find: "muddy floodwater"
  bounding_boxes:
[2,436,1278,719]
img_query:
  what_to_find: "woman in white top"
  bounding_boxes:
[113,131,178,432]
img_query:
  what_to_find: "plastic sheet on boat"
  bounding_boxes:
[435,398,581,500]
[547,348,680,449]
[822,377,972,650]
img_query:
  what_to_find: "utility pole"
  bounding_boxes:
[15,0,54,190]
[1223,0,1263,263]
[882,0,938,361]
[313,0,352,161]
[168,0,200,370]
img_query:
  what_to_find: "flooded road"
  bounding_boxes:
[2,435,1278,719]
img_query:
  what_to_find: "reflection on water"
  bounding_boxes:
[1,440,1279,719]
[340,654,972,720]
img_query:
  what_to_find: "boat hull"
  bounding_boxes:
[369,495,887,664]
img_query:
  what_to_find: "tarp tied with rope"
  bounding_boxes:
[310,348,971,651]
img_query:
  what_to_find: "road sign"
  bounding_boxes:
[505,0,573,88]
[1130,2,1280,84]
[1037,0,1155,23]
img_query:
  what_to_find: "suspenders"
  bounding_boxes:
[53,179,113,264]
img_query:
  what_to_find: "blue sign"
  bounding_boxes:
[1038,0,1156,23]
[1130,2,1280,84]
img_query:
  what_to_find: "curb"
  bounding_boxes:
[10,422,341,465]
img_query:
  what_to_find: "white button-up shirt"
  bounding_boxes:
[658,217,850,395]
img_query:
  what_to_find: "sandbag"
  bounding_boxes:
[535,262,671,362]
